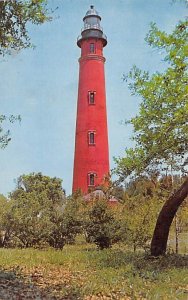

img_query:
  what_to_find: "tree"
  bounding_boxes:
[0,115,21,149]
[115,17,188,255]
[6,173,65,248]
[8,191,54,247]
[0,0,53,148]
[0,194,9,246]
[117,176,163,252]
[84,198,121,249]
[13,172,64,205]
[151,178,188,256]
[120,196,161,253]
[5,173,82,249]
[0,0,52,56]
[48,198,82,249]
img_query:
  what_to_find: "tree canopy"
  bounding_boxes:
[5,173,64,246]
[0,115,21,149]
[115,18,188,180]
[0,0,53,148]
[0,0,51,148]
[115,15,188,256]
[0,0,51,56]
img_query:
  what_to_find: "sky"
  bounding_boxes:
[0,0,187,196]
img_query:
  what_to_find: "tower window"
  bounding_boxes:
[88,91,95,104]
[89,43,95,53]
[88,173,96,186]
[88,131,95,145]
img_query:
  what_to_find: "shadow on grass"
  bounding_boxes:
[0,267,59,299]
[84,247,188,271]
[136,253,188,271]
[0,269,40,299]
[0,266,85,300]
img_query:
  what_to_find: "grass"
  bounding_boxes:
[0,242,187,299]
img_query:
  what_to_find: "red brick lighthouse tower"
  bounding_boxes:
[73,5,109,193]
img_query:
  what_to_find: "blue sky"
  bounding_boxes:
[0,0,186,196]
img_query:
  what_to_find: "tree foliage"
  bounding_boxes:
[0,115,21,149]
[0,194,9,246]
[116,18,188,179]
[83,199,121,249]
[6,173,64,247]
[115,15,188,256]
[120,197,161,252]
[0,173,81,249]
[0,1,53,148]
[48,198,82,250]
[116,176,163,252]
[0,0,51,56]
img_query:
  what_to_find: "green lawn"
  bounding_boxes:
[0,243,187,299]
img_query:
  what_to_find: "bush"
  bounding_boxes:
[48,198,82,249]
[84,199,121,249]
[1,173,82,249]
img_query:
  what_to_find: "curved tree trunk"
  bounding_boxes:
[151,177,188,256]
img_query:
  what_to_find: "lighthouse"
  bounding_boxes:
[72,5,109,193]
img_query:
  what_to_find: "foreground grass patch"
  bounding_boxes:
[0,244,187,299]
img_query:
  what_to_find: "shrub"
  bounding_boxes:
[84,199,121,249]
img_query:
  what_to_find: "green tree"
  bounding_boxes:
[115,17,188,255]
[120,196,161,252]
[48,198,82,249]
[84,198,121,249]
[0,194,9,246]
[0,115,21,149]
[6,173,65,248]
[8,192,53,247]
[119,177,163,252]
[0,0,53,148]
[0,0,52,56]
[13,172,64,205]
[5,173,82,249]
